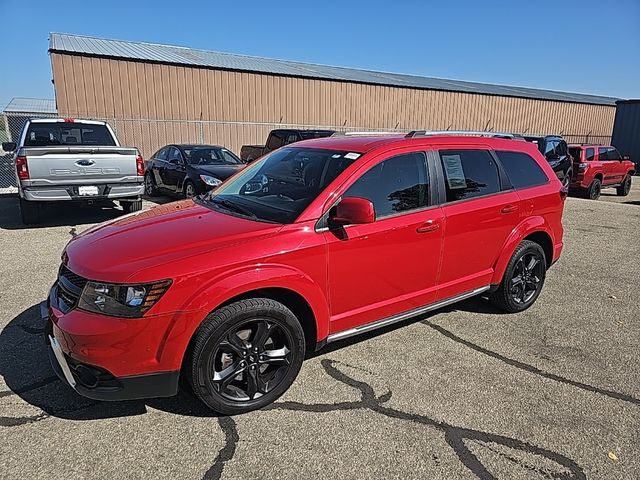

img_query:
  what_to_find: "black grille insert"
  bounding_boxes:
[57,265,88,313]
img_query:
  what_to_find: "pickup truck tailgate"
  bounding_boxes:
[22,146,140,185]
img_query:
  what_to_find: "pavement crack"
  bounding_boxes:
[202,416,239,480]
[422,319,640,406]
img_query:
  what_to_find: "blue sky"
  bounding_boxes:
[1,0,638,109]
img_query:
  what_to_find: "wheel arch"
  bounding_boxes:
[160,265,329,372]
[491,217,555,285]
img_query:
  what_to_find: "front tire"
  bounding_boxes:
[616,175,631,196]
[19,197,40,225]
[184,181,196,199]
[490,240,546,313]
[186,298,305,415]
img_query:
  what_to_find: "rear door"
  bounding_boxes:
[151,147,169,188]
[434,147,522,300]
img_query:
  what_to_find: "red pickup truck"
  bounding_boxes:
[568,145,635,200]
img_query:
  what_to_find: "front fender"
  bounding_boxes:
[491,216,554,285]
[158,264,329,370]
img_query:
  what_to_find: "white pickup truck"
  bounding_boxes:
[2,118,144,224]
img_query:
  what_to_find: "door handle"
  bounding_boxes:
[416,220,440,233]
[501,204,519,214]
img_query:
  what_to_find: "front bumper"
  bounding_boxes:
[42,298,180,401]
[22,182,144,202]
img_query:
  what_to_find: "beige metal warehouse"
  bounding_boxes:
[48,33,618,157]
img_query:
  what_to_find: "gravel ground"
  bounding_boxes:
[0,184,639,480]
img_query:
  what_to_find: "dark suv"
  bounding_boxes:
[523,135,573,186]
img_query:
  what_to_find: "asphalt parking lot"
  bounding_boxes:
[1,185,639,480]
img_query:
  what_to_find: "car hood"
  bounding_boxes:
[64,200,282,282]
[189,164,245,180]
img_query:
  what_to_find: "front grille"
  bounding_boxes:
[59,265,88,290]
[56,265,88,313]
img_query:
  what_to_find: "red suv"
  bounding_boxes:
[568,144,635,199]
[43,132,566,415]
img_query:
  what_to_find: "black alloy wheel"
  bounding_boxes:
[510,252,544,305]
[617,175,631,196]
[187,298,305,415]
[211,319,293,402]
[588,178,601,200]
[490,240,547,313]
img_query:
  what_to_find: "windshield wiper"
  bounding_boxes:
[209,198,258,219]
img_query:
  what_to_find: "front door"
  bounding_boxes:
[165,147,187,192]
[324,150,444,335]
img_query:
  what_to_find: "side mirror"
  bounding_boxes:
[329,197,375,227]
[2,142,16,152]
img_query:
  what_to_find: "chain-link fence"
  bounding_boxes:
[0,111,613,191]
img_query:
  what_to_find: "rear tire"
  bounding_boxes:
[19,197,40,225]
[616,175,631,196]
[121,199,142,213]
[489,240,547,313]
[587,178,602,200]
[145,172,158,197]
[186,298,305,415]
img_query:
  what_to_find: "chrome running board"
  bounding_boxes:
[326,286,490,343]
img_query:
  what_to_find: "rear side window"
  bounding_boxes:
[598,147,607,160]
[345,152,429,218]
[586,148,595,161]
[496,151,549,189]
[24,122,116,146]
[439,150,500,202]
[156,148,169,160]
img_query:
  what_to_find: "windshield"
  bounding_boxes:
[184,147,242,165]
[198,147,360,224]
[24,122,116,146]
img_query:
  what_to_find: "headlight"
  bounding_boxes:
[78,280,172,318]
[200,175,223,187]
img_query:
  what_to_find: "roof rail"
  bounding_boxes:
[405,130,523,140]
[331,131,403,137]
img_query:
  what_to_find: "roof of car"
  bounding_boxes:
[173,143,223,149]
[568,144,608,148]
[295,133,542,154]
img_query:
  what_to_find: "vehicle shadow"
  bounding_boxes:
[0,194,175,231]
[0,304,218,426]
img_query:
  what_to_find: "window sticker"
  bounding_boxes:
[344,152,361,160]
[442,154,467,189]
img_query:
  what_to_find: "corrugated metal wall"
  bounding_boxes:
[51,53,616,157]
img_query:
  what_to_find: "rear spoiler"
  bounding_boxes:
[17,146,139,156]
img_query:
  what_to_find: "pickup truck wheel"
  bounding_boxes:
[489,240,546,313]
[587,178,602,200]
[186,298,305,415]
[19,198,40,225]
[121,199,142,213]
[616,175,631,196]
[145,173,158,197]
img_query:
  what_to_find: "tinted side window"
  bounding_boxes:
[496,151,549,189]
[157,148,169,160]
[167,147,183,164]
[607,147,621,160]
[344,152,429,218]
[598,147,607,160]
[556,141,568,156]
[266,131,286,150]
[586,148,595,161]
[439,150,500,202]
[542,140,557,158]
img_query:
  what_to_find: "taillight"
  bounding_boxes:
[16,155,29,180]
[136,155,145,176]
